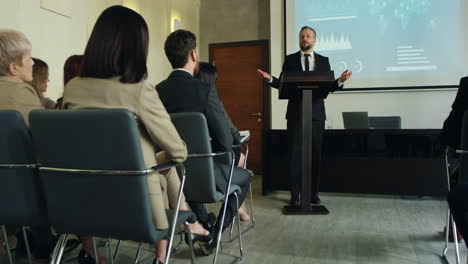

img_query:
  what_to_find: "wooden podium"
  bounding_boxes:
[280,71,334,215]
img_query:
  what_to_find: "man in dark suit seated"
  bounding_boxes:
[156,29,251,254]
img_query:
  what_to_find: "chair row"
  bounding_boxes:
[0,109,246,264]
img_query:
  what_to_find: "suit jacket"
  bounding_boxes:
[63,76,188,229]
[156,70,238,192]
[157,70,234,153]
[0,76,43,126]
[441,76,468,149]
[270,51,342,120]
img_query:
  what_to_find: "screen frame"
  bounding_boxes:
[282,0,458,92]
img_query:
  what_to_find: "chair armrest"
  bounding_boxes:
[456,150,468,154]
[0,164,37,168]
[188,152,228,158]
[151,162,183,172]
[39,166,155,175]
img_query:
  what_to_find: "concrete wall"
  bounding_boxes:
[199,0,270,61]
[0,0,200,100]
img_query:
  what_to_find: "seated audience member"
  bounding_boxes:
[0,29,80,262]
[0,30,42,125]
[442,77,468,241]
[441,76,468,153]
[156,29,252,254]
[195,62,250,221]
[56,54,84,109]
[63,55,84,85]
[62,6,208,264]
[27,58,56,109]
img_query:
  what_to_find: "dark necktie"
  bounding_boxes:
[304,53,311,71]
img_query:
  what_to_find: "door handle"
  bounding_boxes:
[250,112,262,117]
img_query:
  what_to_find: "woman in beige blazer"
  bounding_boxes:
[62,6,208,264]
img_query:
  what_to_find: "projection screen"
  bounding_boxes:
[285,0,468,91]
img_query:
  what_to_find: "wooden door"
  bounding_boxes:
[210,40,269,174]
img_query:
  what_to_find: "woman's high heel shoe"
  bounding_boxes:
[184,232,211,245]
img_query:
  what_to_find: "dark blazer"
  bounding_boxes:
[441,76,468,149]
[270,51,342,120]
[157,70,251,193]
[156,70,233,153]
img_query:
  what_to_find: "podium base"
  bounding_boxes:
[283,204,330,215]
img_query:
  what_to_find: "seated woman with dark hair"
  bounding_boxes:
[194,62,250,221]
[27,58,56,109]
[62,6,208,264]
[56,54,84,109]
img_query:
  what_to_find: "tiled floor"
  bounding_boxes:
[2,176,466,263]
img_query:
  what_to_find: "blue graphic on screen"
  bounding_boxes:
[294,0,460,87]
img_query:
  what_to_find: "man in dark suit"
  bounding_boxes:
[258,26,352,206]
[156,29,251,254]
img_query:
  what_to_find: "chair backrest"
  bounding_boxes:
[0,110,46,226]
[459,110,468,184]
[29,109,162,243]
[342,112,369,129]
[368,116,402,129]
[170,112,223,202]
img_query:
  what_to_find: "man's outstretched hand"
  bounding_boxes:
[257,69,272,81]
[339,69,352,83]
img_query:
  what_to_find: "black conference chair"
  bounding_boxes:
[29,109,196,264]
[0,110,46,264]
[440,110,468,264]
[170,112,246,264]
[442,145,461,264]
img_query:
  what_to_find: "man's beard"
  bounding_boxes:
[300,43,312,51]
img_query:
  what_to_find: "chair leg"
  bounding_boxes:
[1,225,13,264]
[451,216,461,264]
[442,207,451,261]
[113,240,121,262]
[107,239,114,264]
[170,227,183,254]
[165,165,187,264]
[134,242,142,264]
[21,227,33,264]
[234,192,244,261]
[213,155,236,264]
[226,182,256,243]
[51,234,68,264]
[213,196,228,264]
[92,237,99,264]
[248,182,256,227]
[185,222,196,264]
[229,217,236,241]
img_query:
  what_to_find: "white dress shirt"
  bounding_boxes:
[300,51,315,71]
[269,50,344,87]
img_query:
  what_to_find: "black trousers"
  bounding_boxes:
[188,166,250,237]
[448,183,468,249]
[287,118,324,198]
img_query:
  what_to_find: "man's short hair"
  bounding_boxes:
[0,30,31,76]
[164,29,197,69]
[300,26,317,38]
